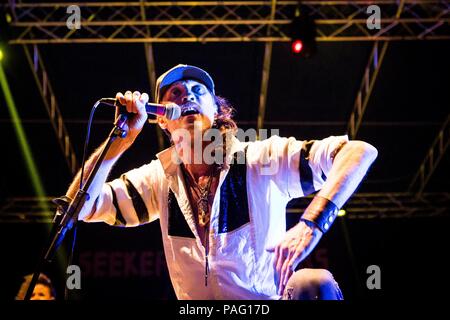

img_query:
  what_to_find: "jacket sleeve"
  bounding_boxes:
[80,160,161,227]
[246,135,348,199]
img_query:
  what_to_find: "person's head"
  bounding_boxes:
[15,273,56,300]
[155,64,237,141]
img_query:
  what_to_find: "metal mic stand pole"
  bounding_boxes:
[24,113,129,300]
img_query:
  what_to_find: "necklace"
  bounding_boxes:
[181,164,216,227]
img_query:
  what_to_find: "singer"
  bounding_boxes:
[66,64,377,300]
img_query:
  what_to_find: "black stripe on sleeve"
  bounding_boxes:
[121,174,149,224]
[109,184,126,227]
[299,140,316,196]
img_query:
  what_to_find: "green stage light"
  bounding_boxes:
[0,61,48,209]
[1,55,68,282]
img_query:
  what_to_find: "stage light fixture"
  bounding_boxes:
[289,6,317,57]
[292,40,303,54]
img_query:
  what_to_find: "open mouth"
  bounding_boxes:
[181,105,200,116]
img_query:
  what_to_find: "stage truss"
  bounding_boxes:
[6,1,450,44]
[3,1,450,220]
[1,192,449,223]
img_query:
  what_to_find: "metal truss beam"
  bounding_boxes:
[347,0,405,139]
[143,45,166,151]
[409,114,450,195]
[347,41,389,139]
[2,192,449,223]
[22,45,79,175]
[6,1,450,44]
[257,0,276,132]
[138,0,165,151]
[287,192,450,219]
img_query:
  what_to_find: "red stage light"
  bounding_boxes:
[292,40,303,54]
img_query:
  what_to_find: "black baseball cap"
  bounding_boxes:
[155,64,215,103]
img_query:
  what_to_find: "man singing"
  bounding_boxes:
[67,64,377,299]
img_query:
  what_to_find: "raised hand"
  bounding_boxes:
[114,90,149,145]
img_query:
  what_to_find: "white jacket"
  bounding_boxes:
[81,135,348,299]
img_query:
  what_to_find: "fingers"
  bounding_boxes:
[275,247,285,295]
[125,91,133,113]
[279,249,294,295]
[277,245,296,295]
[279,244,305,295]
[275,246,285,283]
[135,92,149,117]
[273,244,281,291]
[279,267,294,296]
[115,91,133,112]
[114,92,124,120]
[115,91,125,105]
[275,244,291,295]
[140,92,149,104]
[271,238,308,295]
[270,221,324,296]
[115,90,149,114]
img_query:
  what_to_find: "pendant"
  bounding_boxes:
[197,197,210,227]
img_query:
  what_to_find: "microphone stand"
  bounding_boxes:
[24,112,129,300]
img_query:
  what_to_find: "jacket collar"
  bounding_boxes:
[156,135,245,177]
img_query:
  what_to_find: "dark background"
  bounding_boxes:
[0,5,449,300]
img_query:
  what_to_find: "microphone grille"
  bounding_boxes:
[166,104,181,120]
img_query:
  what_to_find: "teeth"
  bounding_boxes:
[182,106,198,115]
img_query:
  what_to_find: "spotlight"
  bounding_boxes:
[291,40,303,54]
[289,6,317,57]
[0,50,3,61]
[338,209,346,217]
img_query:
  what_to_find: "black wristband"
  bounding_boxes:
[300,196,339,233]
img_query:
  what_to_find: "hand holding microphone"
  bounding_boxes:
[101,94,181,120]
[99,91,181,153]
[111,90,180,130]
[111,91,150,138]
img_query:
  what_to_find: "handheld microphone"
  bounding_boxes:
[100,98,181,120]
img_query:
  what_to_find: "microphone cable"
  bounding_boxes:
[64,98,110,300]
